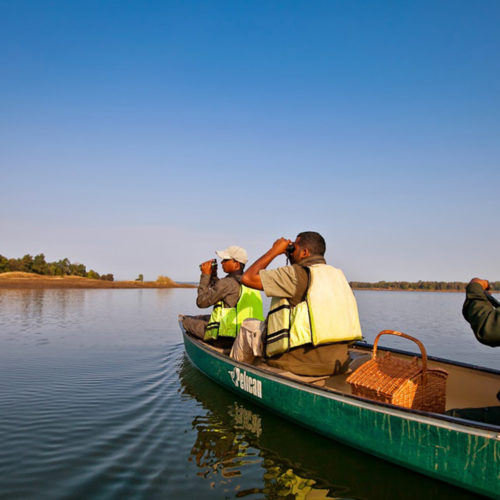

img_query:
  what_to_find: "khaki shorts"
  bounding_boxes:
[266,343,350,376]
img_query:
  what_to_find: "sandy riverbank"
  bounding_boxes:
[0,272,196,289]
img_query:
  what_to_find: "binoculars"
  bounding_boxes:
[286,243,295,254]
[199,259,217,272]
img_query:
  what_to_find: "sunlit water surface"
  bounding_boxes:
[0,288,497,499]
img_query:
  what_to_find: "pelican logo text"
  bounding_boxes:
[228,367,262,398]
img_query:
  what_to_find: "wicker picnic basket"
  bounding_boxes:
[346,330,448,413]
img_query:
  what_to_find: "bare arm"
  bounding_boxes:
[242,238,291,290]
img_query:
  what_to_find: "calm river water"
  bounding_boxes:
[0,288,497,499]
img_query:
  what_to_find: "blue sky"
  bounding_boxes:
[1,1,499,281]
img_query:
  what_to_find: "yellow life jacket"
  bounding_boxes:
[265,264,363,357]
[204,284,264,340]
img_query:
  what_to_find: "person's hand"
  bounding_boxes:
[470,278,490,290]
[200,260,216,275]
[271,237,292,255]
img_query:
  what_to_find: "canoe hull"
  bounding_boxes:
[183,332,499,498]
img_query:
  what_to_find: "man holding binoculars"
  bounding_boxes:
[181,245,263,346]
[230,231,363,376]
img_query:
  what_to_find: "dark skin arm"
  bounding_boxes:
[242,238,292,290]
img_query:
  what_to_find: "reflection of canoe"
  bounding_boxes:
[178,356,475,499]
[180,324,500,498]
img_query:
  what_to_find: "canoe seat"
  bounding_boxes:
[348,351,371,371]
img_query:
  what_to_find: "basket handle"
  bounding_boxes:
[373,330,428,377]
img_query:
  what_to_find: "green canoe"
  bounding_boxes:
[181,326,500,498]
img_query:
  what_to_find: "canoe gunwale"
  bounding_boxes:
[183,329,500,436]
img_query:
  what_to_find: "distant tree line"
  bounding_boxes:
[350,280,500,291]
[0,254,114,281]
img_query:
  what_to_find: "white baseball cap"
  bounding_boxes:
[216,246,248,264]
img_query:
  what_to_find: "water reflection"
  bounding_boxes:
[183,364,336,498]
[0,288,185,350]
[178,356,474,500]
[0,288,86,325]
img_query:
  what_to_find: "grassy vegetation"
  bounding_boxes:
[0,272,194,289]
[156,275,176,286]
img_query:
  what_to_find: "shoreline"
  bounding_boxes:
[1,273,497,294]
[0,272,196,289]
[352,287,465,293]
[352,287,499,294]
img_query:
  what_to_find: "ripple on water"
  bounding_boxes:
[0,289,488,500]
[0,341,187,499]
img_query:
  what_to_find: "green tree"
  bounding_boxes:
[8,258,21,271]
[56,258,71,275]
[47,263,58,276]
[0,255,8,273]
[32,254,48,275]
[87,270,100,280]
[136,274,144,282]
[20,254,34,272]
[75,264,87,277]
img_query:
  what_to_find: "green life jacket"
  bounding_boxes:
[204,284,264,340]
[265,264,363,357]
